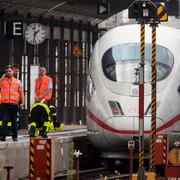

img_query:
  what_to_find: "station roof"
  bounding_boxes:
[0,0,137,25]
[0,0,174,25]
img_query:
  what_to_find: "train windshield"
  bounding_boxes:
[102,43,174,82]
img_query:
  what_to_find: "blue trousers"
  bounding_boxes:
[1,103,18,139]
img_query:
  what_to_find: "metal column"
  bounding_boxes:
[150,24,157,170]
[58,17,65,125]
[70,19,75,124]
[138,22,145,180]
[78,20,83,125]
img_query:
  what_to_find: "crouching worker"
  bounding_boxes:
[29,100,64,137]
[29,65,64,137]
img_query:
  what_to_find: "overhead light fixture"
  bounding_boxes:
[47,1,67,12]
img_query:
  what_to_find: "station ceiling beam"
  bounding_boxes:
[0,0,178,25]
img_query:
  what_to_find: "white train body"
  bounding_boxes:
[86,24,180,158]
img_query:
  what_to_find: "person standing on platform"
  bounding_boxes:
[0,64,20,136]
[34,66,53,103]
[0,65,24,141]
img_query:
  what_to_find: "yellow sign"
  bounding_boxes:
[168,148,180,165]
[157,4,168,22]
[73,43,81,58]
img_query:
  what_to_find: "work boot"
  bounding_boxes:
[41,126,48,138]
[12,138,18,142]
[29,126,36,137]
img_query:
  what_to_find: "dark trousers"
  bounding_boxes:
[0,104,3,136]
[1,103,18,138]
[0,103,2,116]
[0,103,2,119]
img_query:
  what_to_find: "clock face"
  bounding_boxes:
[24,23,46,45]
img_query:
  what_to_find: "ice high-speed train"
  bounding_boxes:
[86,24,180,159]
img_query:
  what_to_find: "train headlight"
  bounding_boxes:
[108,101,124,116]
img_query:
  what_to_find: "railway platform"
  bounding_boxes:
[0,125,87,179]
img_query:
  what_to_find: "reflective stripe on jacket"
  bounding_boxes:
[0,77,20,104]
[35,75,52,101]
[30,99,50,117]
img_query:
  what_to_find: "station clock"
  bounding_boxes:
[24,23,46,45]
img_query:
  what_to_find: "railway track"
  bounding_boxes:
[55,167,129,180]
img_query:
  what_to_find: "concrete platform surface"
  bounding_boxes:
[0,125,87,180]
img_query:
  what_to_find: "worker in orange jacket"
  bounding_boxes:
[0,65,24,141]
[0,64,20,136]
[34,66,52,103]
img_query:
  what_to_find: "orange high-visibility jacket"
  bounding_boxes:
[0,77,20,104]
[35,75,52,101]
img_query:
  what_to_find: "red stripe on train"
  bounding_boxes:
[87,109,180,134]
